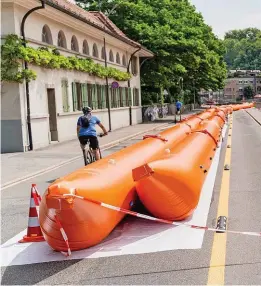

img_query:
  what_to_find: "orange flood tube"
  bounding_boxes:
[39,110,216,252]
[132,115,224,221]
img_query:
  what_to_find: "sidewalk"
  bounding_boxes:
[1,112,198,187]
[246,108,261,125]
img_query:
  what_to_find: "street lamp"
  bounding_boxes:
[101,2,119,132]
[21,0,45,151]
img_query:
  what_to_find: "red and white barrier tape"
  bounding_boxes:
[63,194,261,238]
[54,215,72,257]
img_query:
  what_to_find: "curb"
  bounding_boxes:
[1,122,171,190]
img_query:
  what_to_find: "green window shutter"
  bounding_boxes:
[62,80,69,112]
[87,83,92,107]
[102,85,106,109]
[109,86,112,108]
[92,84,97,110]
[128,88,132,106]
[122,87,126,107]
[119,87,122,107]
[72,82,77,111]
[81,83,88,108]
[117,88,120,107]
[97,85,102,109]
[136,88,140,106]
[133,88,136,106]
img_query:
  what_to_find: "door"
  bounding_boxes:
[47,88,58,142]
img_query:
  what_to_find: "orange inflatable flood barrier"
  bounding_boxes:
[132,114,225,221]
[39,110,216,252]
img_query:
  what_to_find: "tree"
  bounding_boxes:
[77,0,227,104]
[243,86,254,99]
[224,28,261,70]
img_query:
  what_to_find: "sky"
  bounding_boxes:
[190,0,261,39]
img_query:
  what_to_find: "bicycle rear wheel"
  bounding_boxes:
[83,149,88,166]
[87,150,94,164]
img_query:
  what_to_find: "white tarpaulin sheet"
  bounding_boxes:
[0,125,227,266]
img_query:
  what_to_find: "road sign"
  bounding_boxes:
[111,82,119,88]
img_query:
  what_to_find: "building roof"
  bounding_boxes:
[45,0,153,57]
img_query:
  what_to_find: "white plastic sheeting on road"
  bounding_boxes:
[0,125,228,266]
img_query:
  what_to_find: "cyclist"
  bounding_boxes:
[176,99,182,114]
[77,107,108,161]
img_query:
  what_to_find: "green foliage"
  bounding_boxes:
[243,85,254,99]
[77,0,227,103]
[1,34,131,83]
[224,28,261,70]
[1,34,37,83]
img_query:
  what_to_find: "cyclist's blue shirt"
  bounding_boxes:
[176,101,182,109]
[77,115,100,137]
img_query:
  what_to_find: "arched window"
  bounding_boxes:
[71,35,79,52]
[109,50,114,62]
[122,55,127,67]
[42,25,53,44]
[131,56,138,75]
[83,40,89,55]
[57,30,67,48]
[92,43,99,58]
[116,52,121,64]
[101,47,105,60]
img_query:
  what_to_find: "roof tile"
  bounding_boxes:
[47,0,140,47]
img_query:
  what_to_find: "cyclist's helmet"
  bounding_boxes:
[82,106,92,115]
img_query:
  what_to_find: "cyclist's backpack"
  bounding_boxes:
[81,115,90,128]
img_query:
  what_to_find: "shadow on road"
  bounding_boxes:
[1,260,80,285]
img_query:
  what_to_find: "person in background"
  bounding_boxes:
[77,107,107,161]
[176,99,182,114]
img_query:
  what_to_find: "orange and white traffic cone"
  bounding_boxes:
[19,184,45,243]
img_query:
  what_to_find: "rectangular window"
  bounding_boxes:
[133,88,140,106]
[119,87,124,107]
[72,82,77,111]
[92,84,98,110]
[131,56,138,76]
[97,84,102,109]
[101,85,107,109]
[81,83,88,108]
[62,79,69,112]
[111,87,118,108]
[123,87,127,107]
[75,82,82,111]
[87,83,93,108]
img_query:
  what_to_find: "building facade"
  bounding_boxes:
[1,0,153,153]
[224,70,261,100]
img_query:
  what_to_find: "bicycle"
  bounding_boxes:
[82,134,104,166]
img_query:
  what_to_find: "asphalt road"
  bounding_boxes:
[1,110,261,285]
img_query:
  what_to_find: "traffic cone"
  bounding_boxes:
[19,184,45,243]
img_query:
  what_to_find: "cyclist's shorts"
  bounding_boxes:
[79,135,99,150]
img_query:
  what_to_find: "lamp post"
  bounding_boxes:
[101,2,119,132]
[21,0,45,151]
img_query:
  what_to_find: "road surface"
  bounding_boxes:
[1,109,261,285]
